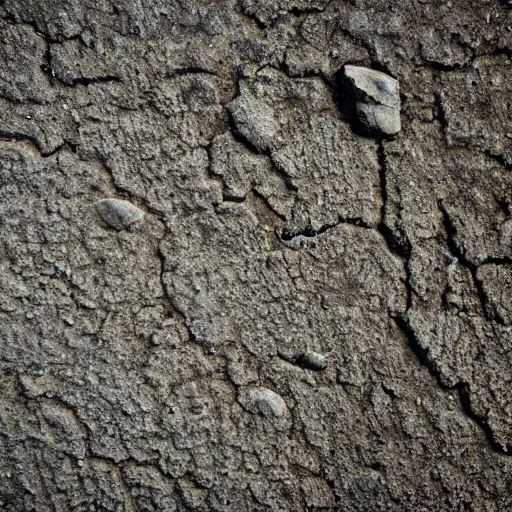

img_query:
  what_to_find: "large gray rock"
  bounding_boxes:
[341,65,401,136]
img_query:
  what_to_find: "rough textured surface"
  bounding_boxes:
[0,0,511,510]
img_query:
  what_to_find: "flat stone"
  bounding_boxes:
[341,65,401,136]
[238,387,287,418]
[95,198,144,231]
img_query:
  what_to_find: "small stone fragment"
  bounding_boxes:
[296,351,327,371]
[95,198,144,231]
[340,65,401,136]
[238,386,287,418]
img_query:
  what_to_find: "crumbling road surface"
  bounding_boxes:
[1,0,511,510]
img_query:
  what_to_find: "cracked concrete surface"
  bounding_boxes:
[0,0,511,510]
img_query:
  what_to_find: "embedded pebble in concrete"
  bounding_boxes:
[238,387,287,418]
[341,65,401,136]
[296,351,327,371]
[95,198,144,231]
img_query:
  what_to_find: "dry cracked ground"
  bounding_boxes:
[0,0,511,510]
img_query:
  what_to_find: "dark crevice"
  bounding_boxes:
[278,57,334,87]
[251,188,287,222]
[456,383,512,455]
[414,46,509,75]
[487,47,512,59]
[220,193,245,204]
[2,13,84,43]
[40,38,54,83]
[434,93,448,135]
[376,141,413,308]
[375,144,509,455]
[157,229,220,357]
[376,141,389,229]
[225,109,298,193]
[2,16,86,88]
[421,60,466,72]
[392,314,511,455]
[495,196,511,218]
[0,130,44,153]
[280,220,338,241]
[42,40,121,87]
[225,110,262,155]
[0,130,76,158]
[438,201,502,324]
[338,216,373,229]
[277,215,372,247]
[156,241,196,348]
[205,141,287,227]
[99,159,165,218]
[484,149,512,170]
[289,6,325,17]
[237,3,267,30]
[482,256,512,266]
[393,315,442,383]
[231,65,244,100]
[0,93,45,106]
[377,222,411,260]
[381,384,397,400]
[166,67,217,79]
[61,75,122,87]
